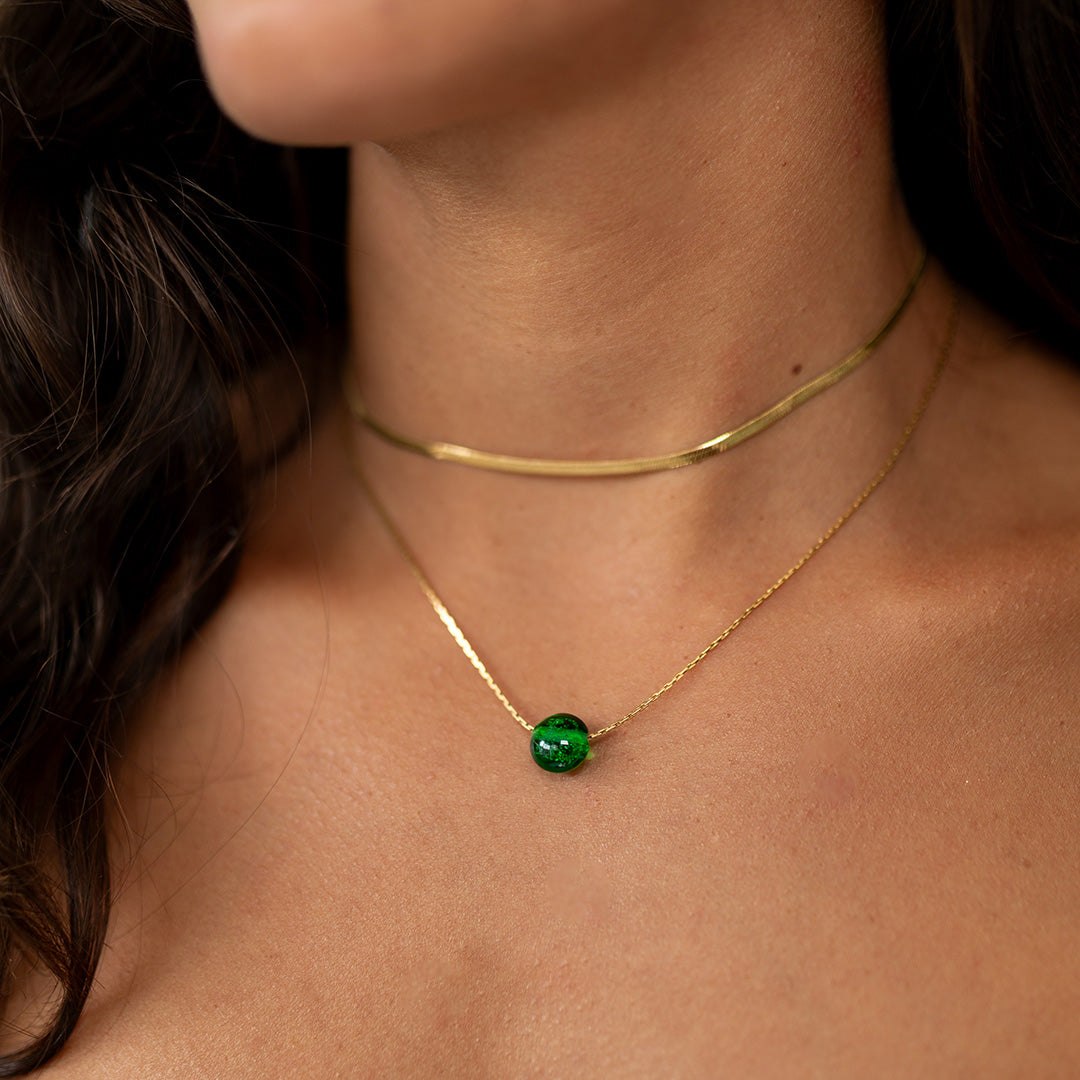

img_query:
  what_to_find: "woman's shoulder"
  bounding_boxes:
[895,298,1080,712]
[935,296,1080,542]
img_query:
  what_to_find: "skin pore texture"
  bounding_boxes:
[39,0,1080,1076]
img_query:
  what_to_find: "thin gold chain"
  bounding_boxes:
[344,248,927,478]
[349,289,958,743]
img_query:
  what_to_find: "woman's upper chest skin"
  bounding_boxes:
[41,339,1080,1077]
[47,527,1080,1080]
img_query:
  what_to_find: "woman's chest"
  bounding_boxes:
[67,675,1080,1080]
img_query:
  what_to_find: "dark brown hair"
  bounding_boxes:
[0,0,1076,1072]
[0,0,345,1071]
[890,0,1080,354]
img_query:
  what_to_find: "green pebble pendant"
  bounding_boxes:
[531,714,592,773]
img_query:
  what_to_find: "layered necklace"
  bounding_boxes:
[345,254,958,773]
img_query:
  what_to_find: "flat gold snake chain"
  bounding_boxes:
[348,288,959,746]
[344,248,927,478]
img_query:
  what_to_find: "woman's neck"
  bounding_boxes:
[343,0,951,567]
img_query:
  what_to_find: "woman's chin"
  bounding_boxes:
[187,0,672,146]
[189,10,459,144]
[197,60,478,147]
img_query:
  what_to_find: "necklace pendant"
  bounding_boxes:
[531,714,592,773]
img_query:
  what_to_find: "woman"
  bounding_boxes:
[2,0,1079,1074]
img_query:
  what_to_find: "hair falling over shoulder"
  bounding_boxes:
[0,0,346,1070]
[0,0,1076,1071]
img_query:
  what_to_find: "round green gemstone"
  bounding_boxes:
[531,714,591,773]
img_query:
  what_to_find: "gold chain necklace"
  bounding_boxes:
[348,290,958,773]
[344,249,927,478]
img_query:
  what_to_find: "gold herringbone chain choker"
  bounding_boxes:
[344,249,927,478]
[347,289,958,773]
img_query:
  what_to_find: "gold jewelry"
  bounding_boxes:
[348,289,958,773]
[345,248,927,478]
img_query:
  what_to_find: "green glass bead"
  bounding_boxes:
[531,714,591,773]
